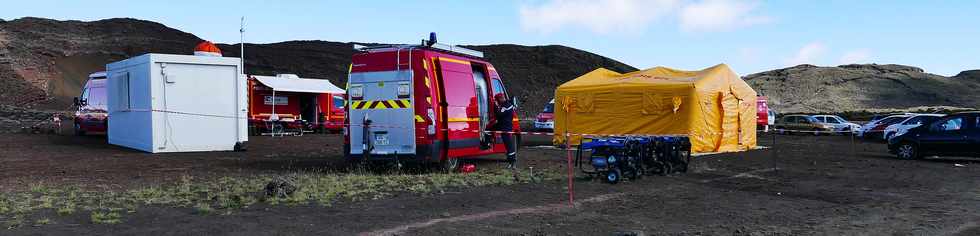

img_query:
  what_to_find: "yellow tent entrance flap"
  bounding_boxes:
[553,64,757,154]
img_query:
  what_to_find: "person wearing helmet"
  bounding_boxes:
[490,93,517,168]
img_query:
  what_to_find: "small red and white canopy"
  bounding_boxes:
[193,41,222,57]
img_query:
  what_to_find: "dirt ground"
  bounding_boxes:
[2,132,979,235]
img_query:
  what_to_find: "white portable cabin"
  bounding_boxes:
[106,54,247,153]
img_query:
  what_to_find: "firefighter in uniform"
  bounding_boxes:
[490,93,518,168]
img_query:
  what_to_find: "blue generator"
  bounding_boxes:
[577,136,691,184]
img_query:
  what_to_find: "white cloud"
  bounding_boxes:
[678,0,773,32]
[518,0,682,34]
[519,0,772,34]
[839,49,872,64]
[785,42,826,66]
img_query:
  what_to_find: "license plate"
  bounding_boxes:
[374,134,389,146]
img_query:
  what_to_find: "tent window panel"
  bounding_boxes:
[593,92,640,115]
[642,93,681,115]
[641,93,686,115]
[570,93,595,113]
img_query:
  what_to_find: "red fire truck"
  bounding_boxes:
[345,34,520,170]
[247,74,346,135]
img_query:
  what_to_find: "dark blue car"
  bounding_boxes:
[888,112,980,159]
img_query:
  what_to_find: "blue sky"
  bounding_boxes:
[3,0,978,76]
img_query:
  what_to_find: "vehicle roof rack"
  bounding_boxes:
[421,40,484,58]
[353,40,484,58]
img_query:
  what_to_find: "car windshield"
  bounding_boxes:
[543,103,554,113]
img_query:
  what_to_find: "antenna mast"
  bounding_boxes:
[239,17,246,75]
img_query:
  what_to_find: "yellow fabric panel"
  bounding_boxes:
[554,64,757,154]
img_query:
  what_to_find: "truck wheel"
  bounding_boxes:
[606,169,621,184]
[895,142,919,160]
[74,123,86,136]
[441,157,460,172]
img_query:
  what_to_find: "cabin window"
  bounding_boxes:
[112,72,131,111]
[333,96,345,109]
[934,117,963,131]
[491,79,506,98]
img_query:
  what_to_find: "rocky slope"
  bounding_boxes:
[744,64,980,113]
[0,17,203,109]
[2,17,977,118]
[0,17,636,117]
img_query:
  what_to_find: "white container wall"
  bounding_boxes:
[106,54,247,153]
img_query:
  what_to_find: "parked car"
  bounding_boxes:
[812,115,861,134]
[862,115,912,140]
[858,114,911,138]
[72,71,108,136]
[882,114,944,141]
[774,115,834,135]
[888,112,980,159]
[534,99,555,131]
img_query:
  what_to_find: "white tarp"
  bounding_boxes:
[252,74,345,94]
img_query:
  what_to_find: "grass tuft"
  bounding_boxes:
[34,218,50,226]
[90,211,121,224]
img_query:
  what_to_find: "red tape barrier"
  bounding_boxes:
[117,108,858,137]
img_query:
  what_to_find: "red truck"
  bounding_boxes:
[757,96,775,132]
[345,34,520,170]
[247,74,346,134]
[72,71,108,135]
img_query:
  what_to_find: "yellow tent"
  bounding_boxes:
[553,64,757,153]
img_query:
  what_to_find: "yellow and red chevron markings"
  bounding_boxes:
[351,99,412,110]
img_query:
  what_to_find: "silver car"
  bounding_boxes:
[812,115,860,134]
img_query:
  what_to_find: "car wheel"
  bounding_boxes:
[895,142,919,160]
[812,128,822,136]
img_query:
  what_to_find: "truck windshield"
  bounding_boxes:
[88,87,107,108]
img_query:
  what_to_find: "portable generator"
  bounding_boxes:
[577,137,644,184]
[577,136,692,184]
[652,136,692,174]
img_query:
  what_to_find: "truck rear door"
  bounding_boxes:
[348,69,416,156]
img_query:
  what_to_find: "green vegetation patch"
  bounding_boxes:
[1,168,562,228]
